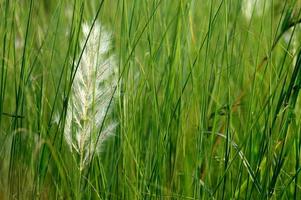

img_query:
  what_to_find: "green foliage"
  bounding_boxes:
[1,0,301,199]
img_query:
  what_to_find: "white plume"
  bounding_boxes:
[64,21,117,170]
[242,0,270,21]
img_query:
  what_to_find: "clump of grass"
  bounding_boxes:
[2,0,301,199]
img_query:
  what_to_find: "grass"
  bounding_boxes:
[1,0,301,199]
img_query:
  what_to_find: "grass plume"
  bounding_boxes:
[64,21,117,171]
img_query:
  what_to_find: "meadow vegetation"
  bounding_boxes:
[1,0,301,199]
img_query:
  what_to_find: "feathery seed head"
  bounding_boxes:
[242,0,270,21]
[64,22,117,170]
